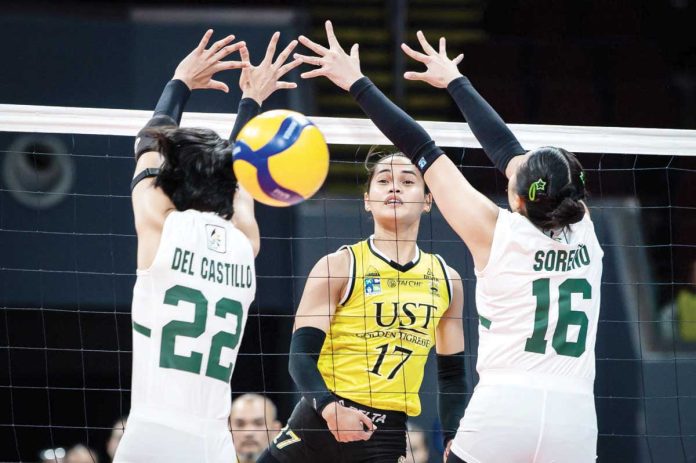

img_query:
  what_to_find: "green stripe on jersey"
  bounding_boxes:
[132,321,151,337]
[479,315,492,329]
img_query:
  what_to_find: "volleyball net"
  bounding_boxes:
[0,104,695,462]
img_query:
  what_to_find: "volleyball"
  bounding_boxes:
[232,110,329,207]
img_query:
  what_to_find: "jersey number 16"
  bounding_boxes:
[524,278,591,358]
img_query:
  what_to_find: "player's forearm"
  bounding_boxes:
[349,77,444,174]
[437,351,467,447]
[232,207,259,256]
[446,77,525,175]
[153,79,191,124]
[134,80,191,160]
[230,98,261,141]
[288,327,335,413]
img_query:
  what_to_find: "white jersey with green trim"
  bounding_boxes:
[130,210,256,422]
[474,208,603,384]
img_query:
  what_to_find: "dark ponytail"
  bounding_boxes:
[147,126,236,219]
[516,147,586,230]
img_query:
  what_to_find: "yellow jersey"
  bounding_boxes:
[676,289,696,342]
[317,236,453,416]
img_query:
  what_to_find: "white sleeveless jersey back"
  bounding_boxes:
[130,210,255,422]
[475,208,603,383]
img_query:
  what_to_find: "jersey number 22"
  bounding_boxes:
[159,285,243,382]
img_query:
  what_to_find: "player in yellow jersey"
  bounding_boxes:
[258,153,466,463]
[294,21,603,463]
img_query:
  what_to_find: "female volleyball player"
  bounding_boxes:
[294,22,602,463]
[115,30,300,463]
[259,150,466,463]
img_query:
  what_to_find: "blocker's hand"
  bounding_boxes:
[321,401,376,443]
[239,31,302,105]
[173,29,248,93]
[294,20,364,91]
[401,30,464,89]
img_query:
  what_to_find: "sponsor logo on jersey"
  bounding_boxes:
[337,399,388,424]
[364,266,382,295]
[424,268,440,296]
[206,225,226,253]
[387,278,423,288]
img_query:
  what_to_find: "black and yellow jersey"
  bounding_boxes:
[317,236,453,416]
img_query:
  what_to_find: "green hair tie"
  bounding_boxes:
[580,171,586,185]
[528,178,547,201]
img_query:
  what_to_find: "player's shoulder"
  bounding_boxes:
[427,251,457,276]
[446,264,462,281]
[311,247,352,278]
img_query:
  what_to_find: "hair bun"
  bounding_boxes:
[548,196,585,227]
[556,183,585,202]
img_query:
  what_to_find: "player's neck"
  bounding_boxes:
[372,225,419,265]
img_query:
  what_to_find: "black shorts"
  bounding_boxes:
[261,396,407,463]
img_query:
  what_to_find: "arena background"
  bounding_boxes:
[1,1,695,462]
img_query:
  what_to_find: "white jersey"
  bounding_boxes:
[130,210,256,422]
[474,208,603,386]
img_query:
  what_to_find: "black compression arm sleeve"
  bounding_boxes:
[154,79,191,124]
[229,98,261,142]
[134,79,191,160]
[134,115,177,159]
[349,77,444,174]
[288,327,335,413]
[447,76,525,174]
[437,352,467,447]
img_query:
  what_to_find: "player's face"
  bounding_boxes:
[365,156,431,226]
[230,400,276,462]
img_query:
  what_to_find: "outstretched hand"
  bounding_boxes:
[173,29,248,93]
[294,20,364,91]
[239,32,302,105]
[402,30,464,88]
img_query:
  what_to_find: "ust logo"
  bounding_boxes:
[205,225,226,253]
[374,301,438,330]
[364,266,382,295]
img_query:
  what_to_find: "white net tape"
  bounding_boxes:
[1,103,695,155]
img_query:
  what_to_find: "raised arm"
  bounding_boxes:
[135,30,247,170]
[229,32,301,255]
[294,21,498,269]
[231,186,259,256]
[229,32,301,140]
[402,31,526,179]
[132,30,247,270]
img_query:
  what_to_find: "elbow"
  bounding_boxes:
[287,353,299,386]
[251,238,260,258]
